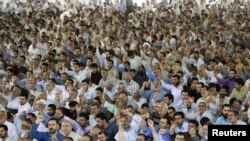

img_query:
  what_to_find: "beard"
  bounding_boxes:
[0,133,7,139]
[49,128,56,134]
[222,114,228,119]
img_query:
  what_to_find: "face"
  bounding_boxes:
[222,106,230,117]
[95,118,104,128]
[234,82,241,90]
[198,103,206,114]
[196,84,202,93]
[55,109,64,119]
[136,135,145,141]
[19,96,27,105]
[219,88,228,97]
[0,127,7,138]
[97,133,108,141]
[159,118,168,129]
[78,117,88,127]
[174,115,184,126]
[47,107,55,116]
[175,134,185,141]
[242,112,249,122]
[61,122,72,134]
[91,105,100,116]
[48,120,58,134]
[228,112,237,123]
[171,77,179,86]
[228,71,235,79]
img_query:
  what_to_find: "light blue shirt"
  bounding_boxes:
[215,116,230,125]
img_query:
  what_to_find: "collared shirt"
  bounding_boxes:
[30,124,64,141]
[161,80,183,104]
[114,125,140,141]
[62,131,81,141]
[7,96,20,110]
[46,85,68,102]
[16,102,32,117]
[4,121,18,141]
[62,116,83,135]
[124,80,140,94]
[175,121,188,133]
[231,86,248,102]
[230,120,247,125]
[81,125,91,136]
[215,116,230,125]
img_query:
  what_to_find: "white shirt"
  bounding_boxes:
[7,96,20,110]
[4,121,18,141]
[46,85,68,102]
[161,80,183,104]
[114,125,139,141]
[16,102,32,117]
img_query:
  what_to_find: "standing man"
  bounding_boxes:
[30,116,64,141]
[0,124,10,141]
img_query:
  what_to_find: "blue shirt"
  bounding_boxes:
[30,124,64,141]
[215,116,230,125]
[143,127,172,141]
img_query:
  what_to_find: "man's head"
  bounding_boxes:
[0,110,7,124]
[159,115,171,129]
[48,118,60,134]
[234,78,244,90]
[78,112,89,128]
[95,112,108,128]
[61,120,73,135]
[228,110,239,124]
[47,104,56,117]
[219,86,229,97]
[172,75,181,86]
[136,134,146,141]
[97,131,109,141]
[0,124,8,139]
[68,101,78,114]
[228,69,236,79]
[78,135,93,141]
[175,132,186,141]
[164,93,174,105]
[174,112,185,126]
[91,103,101,117]
[55,108,64,120]
[19,92,29,105]
[221,104,231,118]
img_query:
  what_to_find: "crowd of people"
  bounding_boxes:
[0,0,250,141]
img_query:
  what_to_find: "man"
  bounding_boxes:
[16,92,32,118]
[161,75,183,104]
[174,132,187,141]
[30,117,64,141]
[170,112,188,135]
[136,134,147,141]
[215,104,231,125]
[0,124,10,141]
[217,69,236,95]
[55,108,83,135]
[77,112,91,135]
[230,78,248,102]
[142,115,172,141]
[61,120,82,141]
[95,112,118,138]
[115,115,140,141]
[97,131,114,141]
[44,104,56,126]
[0,110,18,141]
[78,135,93,141]
[228,110,247,125]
